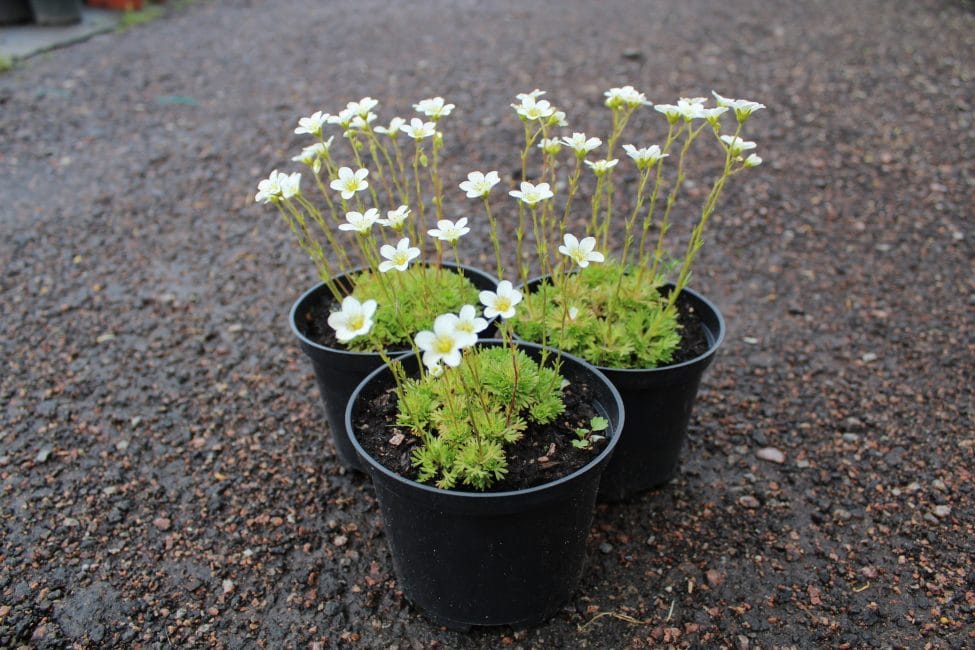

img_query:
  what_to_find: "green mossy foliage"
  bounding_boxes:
[397,346,566,490]
[514,260,681,369]
[342,266,480,351]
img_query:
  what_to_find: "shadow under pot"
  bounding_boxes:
[289,264,497,472]
[345,340,624,629]
[517,280,725,501]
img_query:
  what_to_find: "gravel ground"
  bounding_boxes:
[2,0,974,647]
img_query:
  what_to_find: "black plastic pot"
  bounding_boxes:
[289,264,497,472]
[28,0,82,25]
[345,341,624,629]
[517,279,725,501]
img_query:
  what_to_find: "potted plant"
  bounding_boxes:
[256,97,497,471]
[490,88,765,500]
[345,288,624,627]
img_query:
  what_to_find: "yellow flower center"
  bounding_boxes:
[434,335,455,354]
[495,297,511,313]
[348,315,365,331]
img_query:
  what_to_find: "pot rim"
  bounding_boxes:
[289,262,498,359]
[345,339,624,500]
[518,276,726,375]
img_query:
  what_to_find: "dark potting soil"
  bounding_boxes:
[352,378,608,492]
[667,290,711,365]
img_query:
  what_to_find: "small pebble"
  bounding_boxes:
[222,579,235,594]
[756,447,785,464]
[153,517,172,531]
[861,352,878,363]
[842,433,860,443]
[833,508,852,521]
[333,535,348,547]
[739,495,760,509]
[933,505,951,518]
[35,446,53,463]
[706,569,724,587]
[598,542,613,555]
[932,479,947,492]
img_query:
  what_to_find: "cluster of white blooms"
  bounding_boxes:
[604,85,651,109]
[258,85,766,353]
[255,169,301,204]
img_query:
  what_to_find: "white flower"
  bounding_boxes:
[479,280,523,320]
[255,169,284,204]
[454,304,489,336]
[604,85,651,109]
[347,97,379,117]
[294,111,330,136]
[549,110,568,127]
[330,167,370,200]
[512,95,556,121]
[414,97,455,119]
[744,153,763,168]
[327,296,377,343]
[348,112,378,131]
[700,106,729,124]
[720,135,757,156]
[279,172,301,199]
[538,138,562,155]
[584,158,619,175]
[427,363,444,378]
[562,132,602,155]
[459,170,501,199]
[378,205,411,229]
[338,208,380,233]
[712,91,766,122]
[622,144,667,169]
[559,234,605,268]
[400,117,437,140]
[515,89,546,102]
[378,237,421,272]
[255,170,300,202]
[428,217,470,242]
[415,314,475,369]
[568,306,579,321]
[655,97,708,122]
[509,181,554,205]
[292,140,333,162]
[327,108,356,128]
[375,116,406,137]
